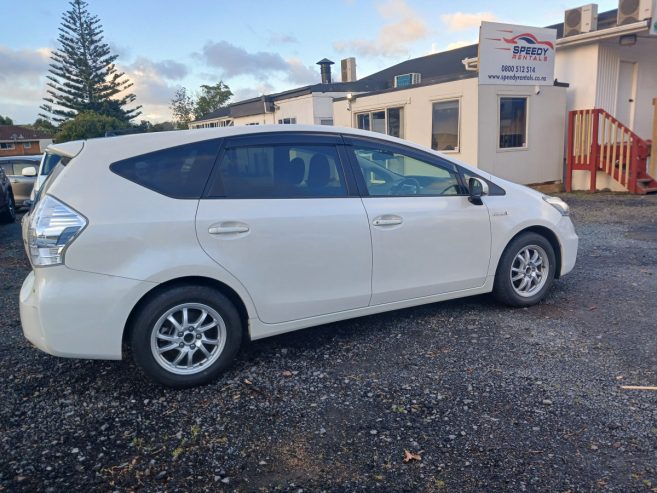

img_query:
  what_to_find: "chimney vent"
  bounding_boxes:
[341,57,357,82]
[316,58,335,84]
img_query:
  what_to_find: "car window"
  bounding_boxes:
[110,139,220,199]
[41,153,61,175]
[12,160,37,176]
[208,144,347,198]
[0,163,12,176]
[352,145,464,196]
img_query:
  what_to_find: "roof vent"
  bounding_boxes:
[316,58,334,84]
[393,73,421,88]
[617,0,653,25]
[564,4,598,37]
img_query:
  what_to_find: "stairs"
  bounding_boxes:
[566,108,654,194]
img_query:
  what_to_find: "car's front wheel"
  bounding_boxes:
[130,285,242,388]
[493,232,556,307]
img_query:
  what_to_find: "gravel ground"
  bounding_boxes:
[1,194,657,492]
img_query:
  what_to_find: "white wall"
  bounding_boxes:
[618,37,657,139]
[477,84,567,184]
[555,43,600,112]
[333,78,480,167]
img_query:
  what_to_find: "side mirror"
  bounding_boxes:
[22,166,37,177]
[468,177,489,205]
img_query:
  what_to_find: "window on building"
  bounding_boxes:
[0,143,16,150]
[208,144,348,199]
[352,144,462,196]
[24,142,32,149]
[246,123,260,126]
[277,118,297,125]
[320,119,333,126]
[499,97,527,149]
[431,100,460,152]
[355,108,404,138]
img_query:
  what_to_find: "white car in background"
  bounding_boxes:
[20,125,577,387]
[28,151,62,203]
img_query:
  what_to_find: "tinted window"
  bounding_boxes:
[0,163,11,176]
[13,160,38,175]
[111,140,220,199]
[353,144,464,196]
[208,144,347,198]
[41,153,61,175]
[499,97,527,149]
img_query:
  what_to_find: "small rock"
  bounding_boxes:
[542,399,553,405]
[155,470,167,480]
[221,477,230,484]
[370,429,378,435]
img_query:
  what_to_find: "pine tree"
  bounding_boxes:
[40,0,141,123]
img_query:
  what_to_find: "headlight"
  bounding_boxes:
[28,195,87,267]
[542,195,570,216]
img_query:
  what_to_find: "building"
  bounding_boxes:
[0,125,53,157]
[191,2,657,189]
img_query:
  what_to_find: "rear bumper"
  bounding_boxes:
[556,216,578,277]
[20,266,156,360]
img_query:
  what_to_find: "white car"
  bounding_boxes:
[28,151,62,203]
[20,125,577,387]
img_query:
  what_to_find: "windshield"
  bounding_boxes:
[41,152,62,175]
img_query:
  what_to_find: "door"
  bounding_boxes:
[346,138,491,305]
[616,61,637,129]
[3,160,36,203]
[196,134,372,324]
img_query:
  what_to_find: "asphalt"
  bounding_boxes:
[1,193,656,492]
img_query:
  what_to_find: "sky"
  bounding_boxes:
[0,0,618,124]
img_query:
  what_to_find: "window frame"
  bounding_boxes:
[497,95,529,152]
[202,132,360,200]
[24,142,32,149]
[431,98,461,154]
[0,143,16,150]
[277,117,297,125]
[354,107,405,138]
[342,136,469,198]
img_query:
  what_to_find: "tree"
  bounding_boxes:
[30,118,57,134]
[170,87,194,129]
[54,111,126,142]
[40,0,141,123]
[0,115,13,125]
[194,82,232,119]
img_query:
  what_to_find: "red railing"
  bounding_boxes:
[566,108,652,193]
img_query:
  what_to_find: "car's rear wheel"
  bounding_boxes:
[0,189,16,224]
[130,285,242,388]
[493,232,556,307]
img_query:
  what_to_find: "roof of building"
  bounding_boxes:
[0,125,53,141]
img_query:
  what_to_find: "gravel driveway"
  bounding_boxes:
[1,194,657,492]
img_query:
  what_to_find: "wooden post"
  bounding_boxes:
[565,111,575,192]
[590,110,599,192]
[651,98,657,178]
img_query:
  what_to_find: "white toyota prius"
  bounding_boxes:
[20,125,577,387]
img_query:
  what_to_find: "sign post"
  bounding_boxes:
[479,22,557,86]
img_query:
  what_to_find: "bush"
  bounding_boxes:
[55,111,127,143]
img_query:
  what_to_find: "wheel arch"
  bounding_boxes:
[502,225,563,279]
[122,276,252,355]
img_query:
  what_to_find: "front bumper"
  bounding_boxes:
[556,216,578,277]
[20,266,156,360]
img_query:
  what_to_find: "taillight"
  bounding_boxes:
[28,195,86,267]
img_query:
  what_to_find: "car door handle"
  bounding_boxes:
[372,215,403,227]
[208,223,250,235]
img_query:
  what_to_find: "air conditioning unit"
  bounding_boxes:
[564,4,598,37]
[394,73,421,88]
[617,0,654,25]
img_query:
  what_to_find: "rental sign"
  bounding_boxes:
[478,22,557,86]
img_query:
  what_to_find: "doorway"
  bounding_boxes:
[616,61,637,130]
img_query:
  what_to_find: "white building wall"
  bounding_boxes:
[554,43,600,111]
[333,78,480,167]
[618,37,657,139]
[477,84,567,184]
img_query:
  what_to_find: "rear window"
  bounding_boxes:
[110,140,220,199]
[41,153,61,175]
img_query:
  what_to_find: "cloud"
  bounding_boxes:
[441,12,498,32]
[0,46,50,82]
[200,41,289,79]
[333,0,428,58]
[231,83,276,102]
[269,33,298,45]
[120,57,191,121]
[199,41,320,85]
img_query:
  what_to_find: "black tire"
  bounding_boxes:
[0,189,16,224]
[130,285,242,388]
[493,232,557,307]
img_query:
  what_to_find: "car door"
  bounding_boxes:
[196,133,372,324]
[344,137,492,305]
[7,159,37,203]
